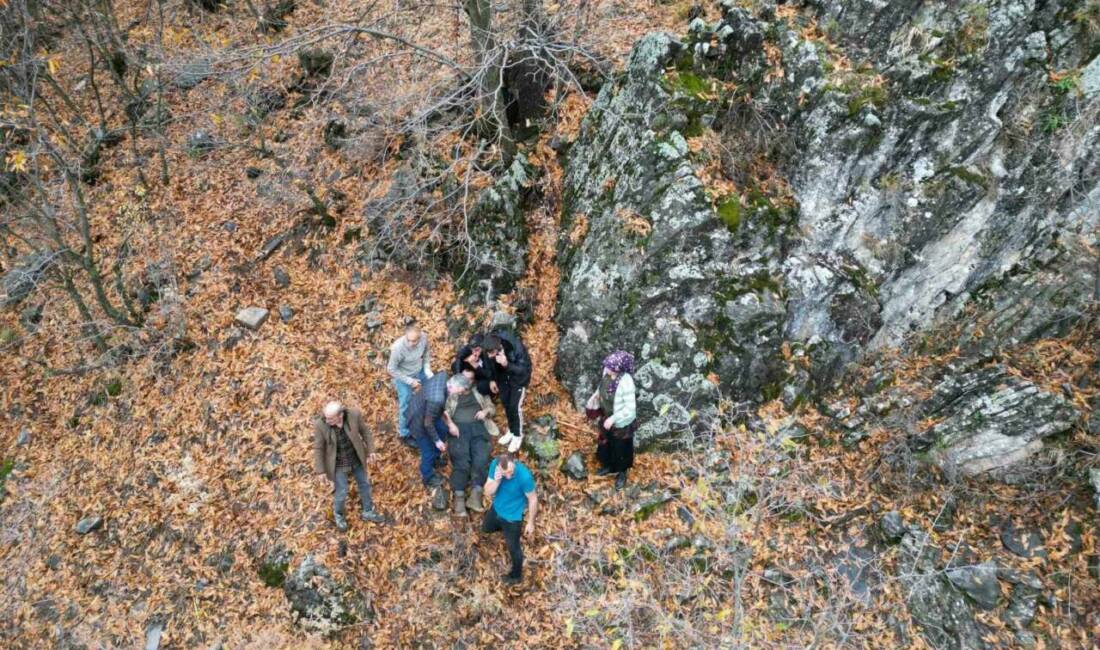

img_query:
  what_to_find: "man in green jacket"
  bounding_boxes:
[313,401,385,531]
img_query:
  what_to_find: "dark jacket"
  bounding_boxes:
[452,345,495,388]
[406,372,449,442]
[312,407,374,481]
[491,330,532,388]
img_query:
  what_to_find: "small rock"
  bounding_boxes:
[1001,522,1047,559]
[879,511,905,543]
[273,267,291,289]
[145,620,164,650]
[946,561,1001,610]
[278,305,294,323]
[223,326,245,349]
[365,311,384,330]
[633,490,673,522]
[561,452,587,480]
[245,166,263,179]
[74,515,103,535]
[1003,579,1041,630]
[235,307,270,331]
[223,221,237,233]
[187,130,219,156]
[45,554,61,570]
[676,505,695,528]
[862,112,882,128]
[16,429,31,446]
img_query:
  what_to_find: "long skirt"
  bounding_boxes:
[587,407,636,473]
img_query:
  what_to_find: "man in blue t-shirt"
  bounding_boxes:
[481,452,537,585]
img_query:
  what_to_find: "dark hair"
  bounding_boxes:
[497,452,514,470]
[468,332,485,348]
[482,334,501,352]
[404,319,419,330]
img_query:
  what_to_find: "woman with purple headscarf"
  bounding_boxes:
[585,350,638,489]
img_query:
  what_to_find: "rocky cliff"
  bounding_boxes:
[555,0,1100,449]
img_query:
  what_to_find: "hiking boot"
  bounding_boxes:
[333,512,348,532]
[427,473,445,488]
[466,486,485,513]
[453,491,467,516]
[360,510,385,524]
[596,466,614,477]
[430,486,448,511]
[507,435,523,453]
[615,470,628,490]
[502,573,522,586]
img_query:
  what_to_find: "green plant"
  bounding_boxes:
[1050,73,1080,97]
[847,83,888,118]
[717,196,742,231]
[1041,112,1068,133]
[1073,0,1100,37]
[257,560,289,588]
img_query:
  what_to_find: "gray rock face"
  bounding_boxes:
[910,365,1079,477]
[74,515,103,535]
[879,511,905,543]
[555,0,1100,425]
[523,415,560,470]
[1,253,53,307]
[945,561,1001,610]
[561,452,587,480]
[899,526,985,649]
[283,554,361,634]
[1090,468,1100,510]
[235,307,270,331]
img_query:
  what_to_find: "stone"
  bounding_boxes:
[523,416,561,469]
[1082,53,1100,98]
[879,511,905,543]
[45,554,61,570]
[283,554,362,634]
[899,528,984,648]
[945,561,1001,610]
[187,130,219,156]
[278,305,294,323]
[74,515,103,535]
[430,486,448,511]
[633,490,673,522]
[561,452,587,480]
[1002,571,1042,630]
[235,307,270,331]
[912,366,1079,478]
[1090,468,1100,511]
[1,253,52,307]
[365,311,384,330]
[273,267,291,289]
[16,429,30,446]
[1000,522,1047,559]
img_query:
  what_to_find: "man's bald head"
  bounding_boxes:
[323,401,344,426]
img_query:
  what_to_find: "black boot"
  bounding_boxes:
[596,466,614,477]
[615,470,628,490]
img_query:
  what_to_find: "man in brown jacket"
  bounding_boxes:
[313,401,384,531]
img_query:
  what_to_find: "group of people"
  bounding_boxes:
[311,319,639,585]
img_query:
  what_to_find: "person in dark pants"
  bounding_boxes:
[482,331,531,453]
[312,401,385,531]
[405,371,450,491]
[585,350,638,490]
[452,334,495,397]
[443,374,499,516]
[481,452,537,585]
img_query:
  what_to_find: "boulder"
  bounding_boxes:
[878,511,905,543]
[945,561,1001,610]
[561,452,587,480]
[1090,468,1100,511]
[1,253,52,307]
[898,527,984,649]
[1000,522,1047,559]
[911,366,1079,478]
[283,554,363,634]
[235,307,270,331]
[74,515,103,535]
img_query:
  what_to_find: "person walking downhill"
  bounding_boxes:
[585,351,638,489]
[405,370,450,510]
[388,320,432,449]
[481,452,537,586]
[313,401,385,531]
[443,374,499,516]
[483,330,531,454]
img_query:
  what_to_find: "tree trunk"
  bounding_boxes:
[464,0,515,163]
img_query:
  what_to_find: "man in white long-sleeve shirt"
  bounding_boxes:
[388,320,432,448]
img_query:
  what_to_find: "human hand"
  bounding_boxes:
[475,409,488,421]
[411,380,421,391]
[435,440,446,452]
[490,381,499,395]
[524,521,534,538]
[495,351,508,367]
[603,416,615,431]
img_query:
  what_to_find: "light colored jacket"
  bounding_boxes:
[611,373,636,428]
[388,336,432,385]
[445,389,500,438]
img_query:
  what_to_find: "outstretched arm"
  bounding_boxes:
[524,492,538,536]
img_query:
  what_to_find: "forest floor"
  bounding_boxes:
[1,1,1098,648]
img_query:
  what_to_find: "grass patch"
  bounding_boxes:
[847,84,888,118]
[717,196,742,231]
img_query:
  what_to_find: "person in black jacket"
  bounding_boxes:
[483,330,532,453]
[451,334,495,397]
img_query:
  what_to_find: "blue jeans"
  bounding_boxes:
[415,415,450,484]
[333,464,374,516]
[394,370,428,438]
